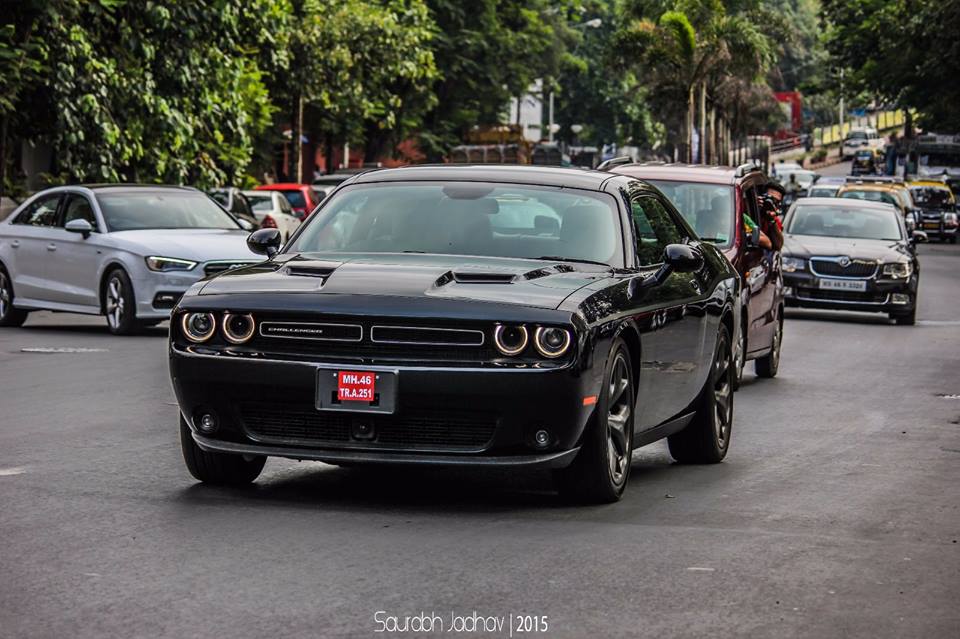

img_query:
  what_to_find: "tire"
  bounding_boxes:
[179,415,265,485]
[754,315,782,378]
[732,317,746,391]
[102,268,139,335]
[890,307,916,326]
[0,267,28,327]
[668,323,734,464]
[555,338,635,503]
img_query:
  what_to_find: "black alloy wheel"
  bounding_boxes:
[180,416,266,485]
[555,337,635,503]
[668,323,734,463]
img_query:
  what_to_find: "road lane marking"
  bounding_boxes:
[686,567,715,572]
[21,347,109,354]
[0,466,26,476]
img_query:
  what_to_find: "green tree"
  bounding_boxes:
[822,0,960,131]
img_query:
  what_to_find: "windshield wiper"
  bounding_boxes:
[535,255,611,267]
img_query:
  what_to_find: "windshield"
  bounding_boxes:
[839,189,901,210]
[646,180,734,247]
[246,194,276,211]
[279,190,306,208]
[910,186,954,210]
[847,131,868,141]
[96,190,241,231]
[808,187,838,198]
[287,182,622,265]
[787,203,902,240]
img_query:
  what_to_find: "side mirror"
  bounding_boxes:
[64,218,94,238]
[236,218,255,231]
[629,244,703,299]
[247,228,282,257]
[911,230,929,244]
[905,216,916,233]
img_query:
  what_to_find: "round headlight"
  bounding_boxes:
[182,312,216,343]
[534,326,572,358]
[493,323,528,356]
[222,313,256,344]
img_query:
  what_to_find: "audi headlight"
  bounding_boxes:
[782,256,806,273]
[146,256,198,272]
[534,326,572,359]
[222,313,256,344]
[181,312,217,343]
[493,323,528,356]
[882,262,912,279]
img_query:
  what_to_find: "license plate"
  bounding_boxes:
[819,278,866,292]
[316,368,397,414]
[924,222,940,229]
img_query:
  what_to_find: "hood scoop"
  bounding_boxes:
[285,264,338,280]
[449,271,517,284]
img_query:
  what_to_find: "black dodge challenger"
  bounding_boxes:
[170,165,740,502]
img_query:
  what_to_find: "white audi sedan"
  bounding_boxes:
[0,185,261,334]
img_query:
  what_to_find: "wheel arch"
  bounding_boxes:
[614,320,642,393]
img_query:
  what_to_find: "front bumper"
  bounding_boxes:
[170,346,599,466]
[783,271,917,313]
[918,218,958,239]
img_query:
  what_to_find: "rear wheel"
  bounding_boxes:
[754,316,782,378]
[555,338,634,503]
[0,268,28,327]
[180,416,265,485]
[668,323,734,464]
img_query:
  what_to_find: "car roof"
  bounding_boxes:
[348,164,615,190]
[908,180,951,188]
[255,183,311,190]
[795,196,896,210]
[609,162,756,186]
[838,183,900,192]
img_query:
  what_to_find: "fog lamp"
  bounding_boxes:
[197,412,218,434]
[891,293,910,305]
[533,429,551,449]
[783,286,794,297]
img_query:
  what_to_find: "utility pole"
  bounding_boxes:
[548,91,554,143]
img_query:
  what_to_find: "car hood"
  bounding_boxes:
[197,252,612,310]
[783,234,910,261]
[109,229,259,262]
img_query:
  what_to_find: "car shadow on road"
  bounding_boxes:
[784,309,893,325]
[172,451,684,514]
[14,323,169,337]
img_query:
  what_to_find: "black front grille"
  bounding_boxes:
[798,288,888,304]
[370,325,484,346]
[240,402,497,452]
[810,258,877,278]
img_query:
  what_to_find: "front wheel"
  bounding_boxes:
[754,317,782,378]
[103,269,139,335]
[668,323,734,464]
[890,306,916,326]
[555,338,635,503]
[0,268,28,327]
[180,416,265,485]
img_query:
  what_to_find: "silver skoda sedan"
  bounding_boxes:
[0,184,261,334]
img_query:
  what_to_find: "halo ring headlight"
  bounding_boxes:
[182,312,216,343]
[222,313,256,344]
[493,323,528,356]
[534,326,572,358]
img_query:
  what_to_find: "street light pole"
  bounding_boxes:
[548,91,554,143]
[839,68,845,136]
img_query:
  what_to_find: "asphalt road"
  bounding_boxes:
[1,180,958,637]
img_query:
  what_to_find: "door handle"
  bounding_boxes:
[10,240,19,248]
[46,243,57,252]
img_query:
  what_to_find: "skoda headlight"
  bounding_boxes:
[146,256,198,272]
[782,256,806,273]
[944,212,958,225]
[882,262,912,279]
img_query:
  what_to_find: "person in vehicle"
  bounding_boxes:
[745,184,784,251]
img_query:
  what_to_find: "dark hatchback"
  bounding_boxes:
[607,162,783,388]
[781,197,923,324]
[170,165,741,503]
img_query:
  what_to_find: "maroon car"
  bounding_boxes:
[606,161,784,388]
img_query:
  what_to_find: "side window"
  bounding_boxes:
[632,196,686,266]
[279,195,292,213]
[61,194,98,229]
[742,185,761,236]
[13,194,61,227]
